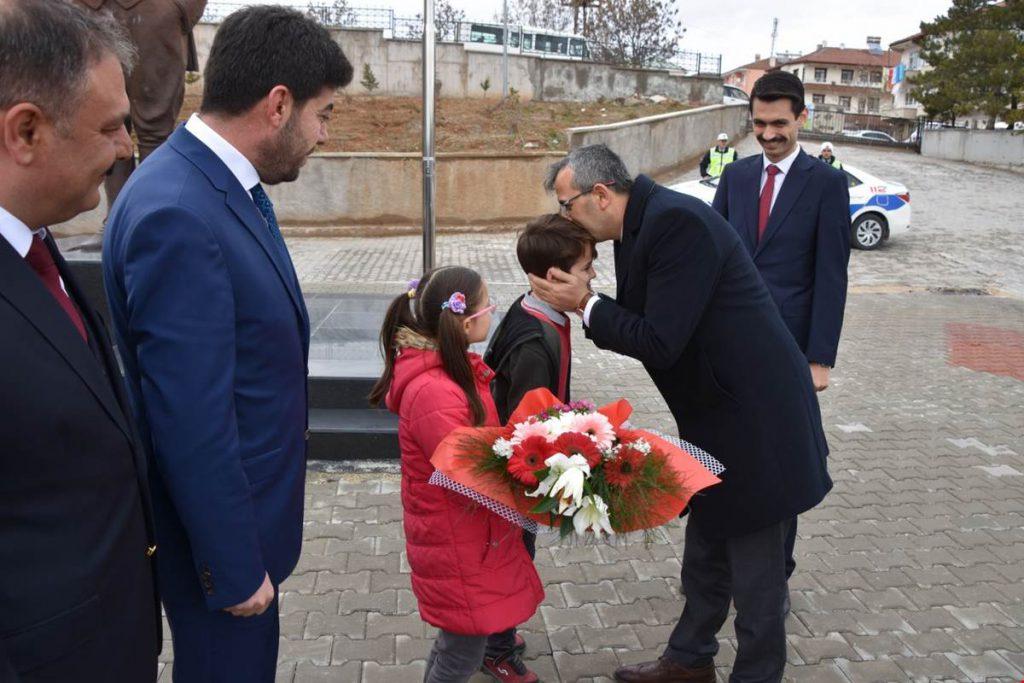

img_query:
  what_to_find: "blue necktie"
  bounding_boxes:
[249,184,287,250]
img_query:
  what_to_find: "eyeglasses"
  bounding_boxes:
[558,181,615,214]
[466,299,498,321]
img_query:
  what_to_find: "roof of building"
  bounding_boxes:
[783,46,899,68]
[724,56,776,75]
[889,31,924,49]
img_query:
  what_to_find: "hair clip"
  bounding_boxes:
[441,292,467,314]
[407,278,420,299]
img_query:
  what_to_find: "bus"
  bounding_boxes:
[457,22,590,60]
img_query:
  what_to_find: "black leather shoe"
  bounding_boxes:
[614,657,716,682]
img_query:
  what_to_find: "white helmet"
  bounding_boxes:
[820,141,834,152]
[717,133,729,142]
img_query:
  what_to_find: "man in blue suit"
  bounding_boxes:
[712,71,850,582]
[103,7,352,681]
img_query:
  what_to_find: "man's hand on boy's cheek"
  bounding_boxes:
[528,268,589,312]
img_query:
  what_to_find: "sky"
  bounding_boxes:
[266,0,954,72]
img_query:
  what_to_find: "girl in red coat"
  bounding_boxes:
[370,266,544,683]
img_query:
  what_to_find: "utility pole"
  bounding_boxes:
[502,0,509,98]
[770,17,778,58]
[422,0,436,272]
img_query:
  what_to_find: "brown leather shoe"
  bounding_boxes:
[614,657,716,682]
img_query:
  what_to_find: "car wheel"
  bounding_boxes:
[852,213,887,250]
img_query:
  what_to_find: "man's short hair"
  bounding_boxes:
[0,0,135,133]
[517,214,597,278]
[544,144,633,195]
[750,71,806,117]
[202,5,354,116]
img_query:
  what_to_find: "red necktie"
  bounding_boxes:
[757,164,781,243]
[25,235,88,342]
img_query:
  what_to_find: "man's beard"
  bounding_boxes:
[257,117,313,185]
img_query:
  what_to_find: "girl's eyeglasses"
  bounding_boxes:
[466,301,498,321]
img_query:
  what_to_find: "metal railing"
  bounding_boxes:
[199,3,722,75]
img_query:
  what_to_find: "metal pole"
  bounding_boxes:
[422,0,436,272]
[501,0,509,98]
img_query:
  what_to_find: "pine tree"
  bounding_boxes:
[910,0,1024,127]
[360,63,380,93]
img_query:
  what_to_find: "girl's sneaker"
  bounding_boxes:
[480,649,539,683]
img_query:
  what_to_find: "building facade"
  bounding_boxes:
[781,38,899,116]
[724,52,801,94]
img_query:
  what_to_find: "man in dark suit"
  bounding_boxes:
[530,144,832,682]
[713,71,850,580]
[0,2,159,680]
[103,7,353,681]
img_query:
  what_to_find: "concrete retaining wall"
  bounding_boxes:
[191,23,722,104]
[921,129,1024,168]
[566,103,749,176]
[52,105,749,235]
[53,152,563,235]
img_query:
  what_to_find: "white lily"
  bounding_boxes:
[573,494,614,537]
[527,452,591,510]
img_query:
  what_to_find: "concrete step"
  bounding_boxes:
[307,407,399,460]
[309,375,379,410]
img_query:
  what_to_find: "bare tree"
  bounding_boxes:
[405,0,464,41]
[306,0,355,27]
[585,0,684,69]
[499,0,573,32]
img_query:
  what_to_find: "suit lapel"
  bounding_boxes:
[740,160,761,253]
[169,126,309,350]
[50,238,158,544]
[755,149,814,258]
[0,237,132,443]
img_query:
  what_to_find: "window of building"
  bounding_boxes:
[859,71,869,83]
[868,97,880,113]
[812,93,826,104]
[857,98,867,113]
[814,67,827,82]
[839,96,852,109]
[905,93,917,106]
[871,71,883,83]
[841,69,854,83]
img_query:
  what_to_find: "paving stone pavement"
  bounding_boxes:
[157,142,1024,682]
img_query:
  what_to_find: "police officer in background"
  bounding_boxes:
[699,132,738,178]
[819,141,843,169]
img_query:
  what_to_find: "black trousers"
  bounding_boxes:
[664,518,792,683]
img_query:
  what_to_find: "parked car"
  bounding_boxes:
[842,129,899,143]
[670,162,910,251]
[723,85,750,106]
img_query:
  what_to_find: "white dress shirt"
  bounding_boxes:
[758,144,802,213]
[184,113,261,197]
[0,204,67,293]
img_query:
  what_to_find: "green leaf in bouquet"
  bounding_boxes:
[560,514,574,539]
[531,496,559,514]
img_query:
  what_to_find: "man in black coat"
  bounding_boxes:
[530,144,832,683]
[0,2,159,680]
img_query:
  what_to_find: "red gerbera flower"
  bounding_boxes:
[508,436,551,487]
[605,446,644,488]
[554,432,602,469]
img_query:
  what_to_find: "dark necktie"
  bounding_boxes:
[249,184,287,250]
[25,234,88,342]
[757,164,781,243]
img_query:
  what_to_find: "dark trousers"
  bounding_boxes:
[485,529,537,657]
[424,631,488,683]
[165,589,280,683]
[665,518,792,683]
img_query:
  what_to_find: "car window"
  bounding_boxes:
[843,170,862,188]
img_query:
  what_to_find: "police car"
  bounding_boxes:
[670,163,911,250]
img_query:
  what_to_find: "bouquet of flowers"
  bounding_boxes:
[430,388,721,539]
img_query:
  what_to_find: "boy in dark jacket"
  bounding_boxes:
[480,214,597,681]
[486,214,597,422]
